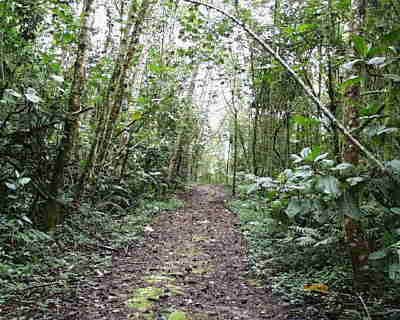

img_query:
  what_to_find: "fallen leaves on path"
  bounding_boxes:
[46,185,288,319]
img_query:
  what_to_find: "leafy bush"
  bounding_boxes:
[229,147,400,318]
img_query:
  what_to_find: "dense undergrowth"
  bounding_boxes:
[0,185,184,317]
[228,150,400,320]
[231,196,400,319]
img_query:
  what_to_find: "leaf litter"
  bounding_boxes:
[16,185,287,319]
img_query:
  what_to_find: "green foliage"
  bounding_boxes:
[168,310,189,320]
[141,197,184,214]
[127,286,165,311]
[229,146,400,316]
[229,196,349,308]
[293,115,320,127]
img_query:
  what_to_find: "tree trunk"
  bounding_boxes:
[167,132,183,184]
[96,0,152,166]
[343,0,370,290]
[232,109,238,196]
[76,0,153,197]
[252,106,259,175]
[226,139,231,184]
[327,0,340,161]
[44,0,94,230]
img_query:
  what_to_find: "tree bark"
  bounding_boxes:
[76,0,153,197]
[327,0,340,161]
[232,104,238,196]
[252,106,259,175]
[343,0,370,290]
[168,132,183,183]
[44,0,94,229]
[96,0,153,166]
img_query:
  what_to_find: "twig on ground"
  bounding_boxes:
[358,294,372,320]
[83,243,118,252]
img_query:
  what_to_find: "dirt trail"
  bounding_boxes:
[60,185,286,319]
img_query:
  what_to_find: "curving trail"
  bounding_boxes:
[60,185,287,319]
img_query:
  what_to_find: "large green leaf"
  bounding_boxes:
[291,154,303,164]
[314,152,329,163]
[331,162,354,172]
[285,198,312,218]
[388,264,400,281]
[346,176,365,186]
[300,147,312,159]
[292,166,313,180]
[285,198,303,218]
[377,127,398,136]
[5,89,22,99]
[293,115,320,126]
[368,249,387,260]
[390,208,400,215]
[131,111,143,121]
[360,103,380,116]
[352,35,369,57]
[384,74,400,82]
[367,57,386,66]
[5,182,17,191]
[316,176,341,197]
[341,76,364,91]
[297,23,318,33]
[320,159,335,168]
[342,59,363,71]
[304,147,322,162]
[387,159,400,174]
[18,177,31,185]
[25,88,41,103]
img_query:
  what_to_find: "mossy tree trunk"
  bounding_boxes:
[96,0,153,166]
[76,0,153,198]
[43,0,94,230]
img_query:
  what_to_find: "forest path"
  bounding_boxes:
[64,185,286,319]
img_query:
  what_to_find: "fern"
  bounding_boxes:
[297,236,317,247]
[289,226,320,238]
[288,226,338,247]
[313,236,338,247]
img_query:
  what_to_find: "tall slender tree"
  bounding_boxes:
[44,0,95,230]
[342,0,370,289]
